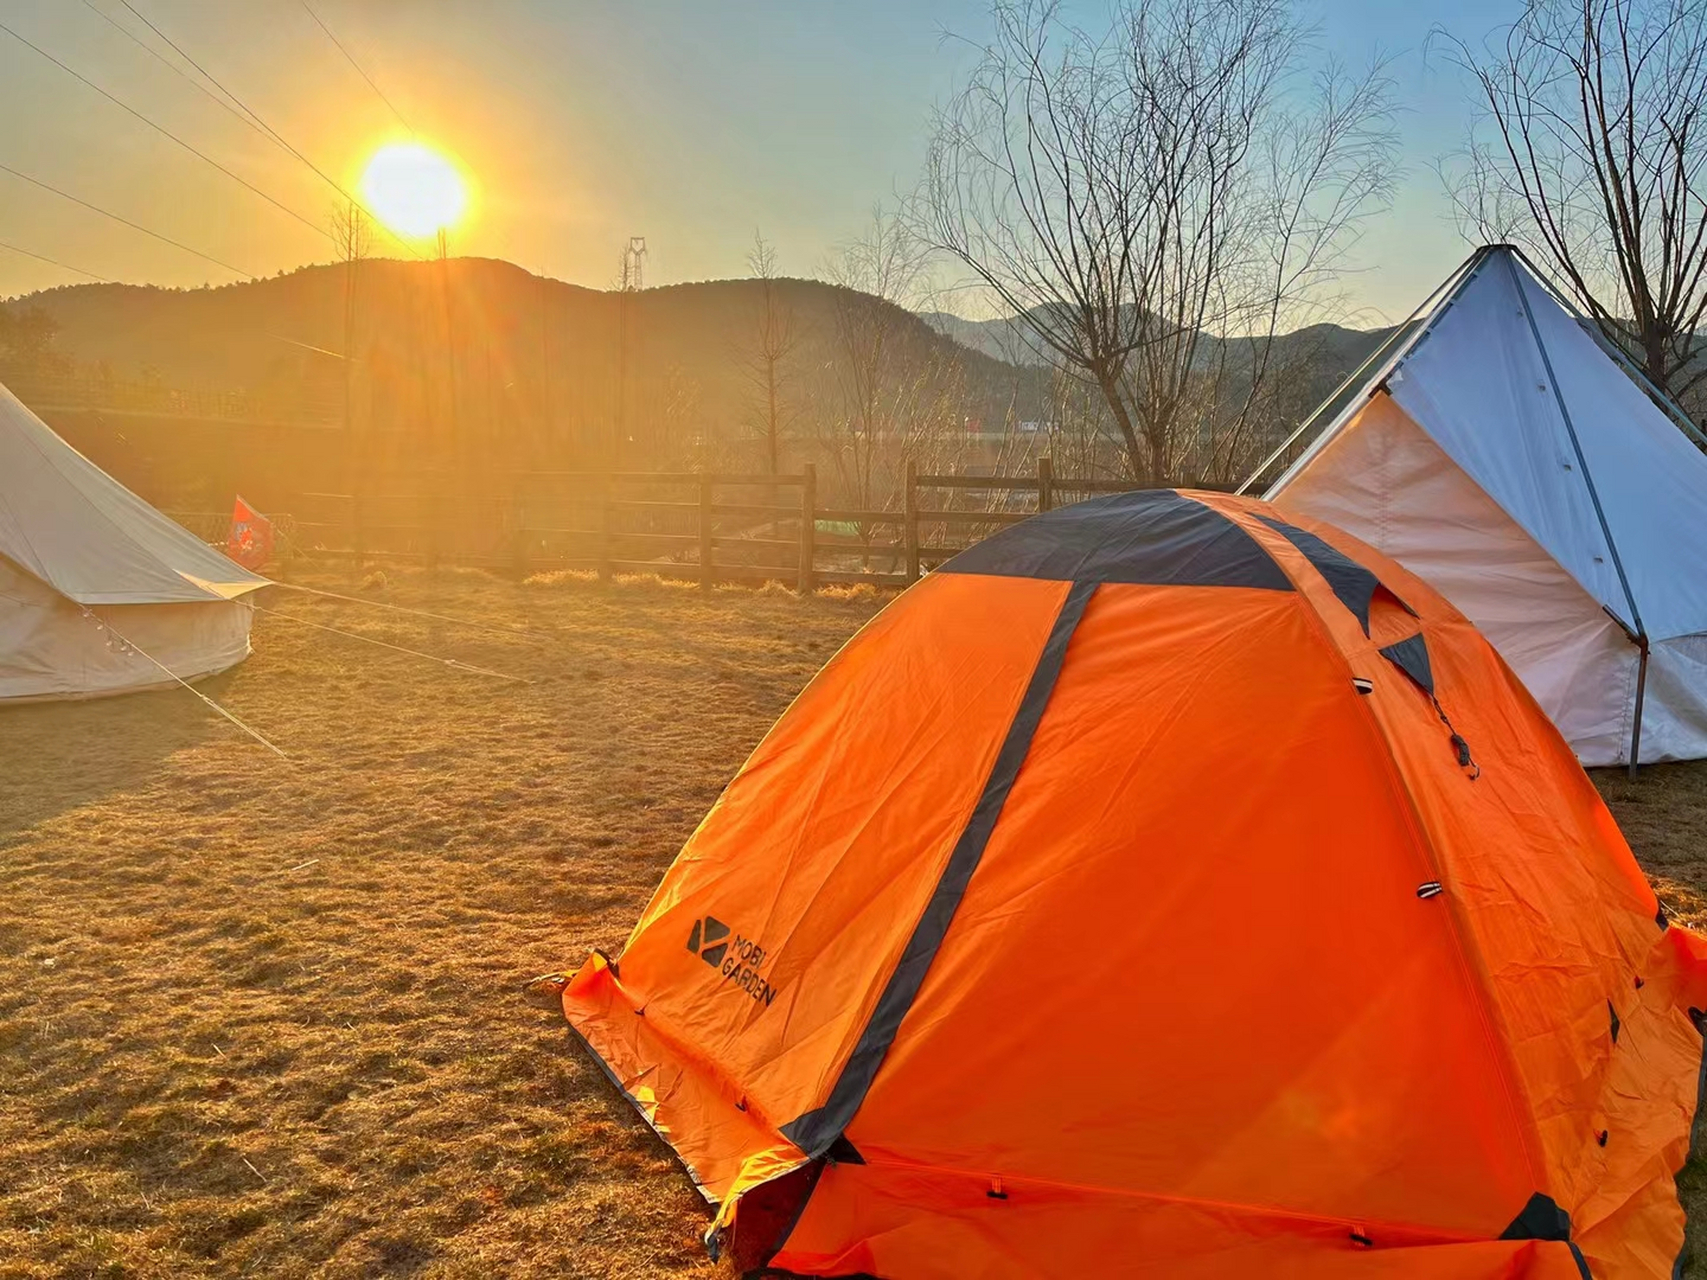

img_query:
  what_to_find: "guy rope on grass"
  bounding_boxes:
[270,580,543,639]
[81,609,290,759]
[253,604,528,682]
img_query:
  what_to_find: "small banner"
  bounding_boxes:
[227,495,274,570]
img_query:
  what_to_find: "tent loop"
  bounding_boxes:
[1438,703,1480,779]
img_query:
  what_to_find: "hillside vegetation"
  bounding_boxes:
[5,261,1040,472]
[3,259,1392,482]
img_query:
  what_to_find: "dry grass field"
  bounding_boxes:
[2,567,1705,1279]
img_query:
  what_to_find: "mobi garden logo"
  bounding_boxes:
[686,916,777,1007]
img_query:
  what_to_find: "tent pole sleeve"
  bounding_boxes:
[1630,641,1651,779]
[1499,252,1647,644]
[778,578,1098,1159]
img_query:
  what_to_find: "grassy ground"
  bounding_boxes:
[1,568,1703,1278]
[0,569,882,1279]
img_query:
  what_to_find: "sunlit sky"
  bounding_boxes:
[0,0,1521,323]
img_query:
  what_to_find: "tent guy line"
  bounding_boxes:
[269,581,545,640]
[252,603,528,682]
[83,609,289,759]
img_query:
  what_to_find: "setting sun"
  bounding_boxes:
[358,142,467,239]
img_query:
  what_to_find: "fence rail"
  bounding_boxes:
[180,457,1158,590]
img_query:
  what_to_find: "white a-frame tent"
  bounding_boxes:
[0,378,267,701]
[1254,244,1707,767]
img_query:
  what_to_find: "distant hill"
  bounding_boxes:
[2,260,1395,493]
[4,258,1043,473]
[921,307,1391,377]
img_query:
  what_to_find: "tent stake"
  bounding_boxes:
[1629,642,1650,778]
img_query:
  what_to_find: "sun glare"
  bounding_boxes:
[359,142,468,239]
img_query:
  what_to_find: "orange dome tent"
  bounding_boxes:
[561,489,1707,1279]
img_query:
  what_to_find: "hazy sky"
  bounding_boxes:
[0,0,1517,322]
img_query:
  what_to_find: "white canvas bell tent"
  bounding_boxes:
[0,378,267,701]
[1252,244,1707,768]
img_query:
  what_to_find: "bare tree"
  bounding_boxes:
[743,231,801,476]
[329,199,372,436]
[1440,0,1707,411]
[923,0,1396,482]
[818,205,975,563]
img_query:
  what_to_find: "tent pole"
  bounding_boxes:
[1508,246,1707,451]
[1629,640,1651,779]
[1500,253,1648,650]
[1236,245,1489,498]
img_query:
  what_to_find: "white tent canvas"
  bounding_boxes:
[0,379,267,701]
[1263,244,1707,766]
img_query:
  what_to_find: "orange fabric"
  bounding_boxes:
[561,490,1706,1279]
[565,570,1071,1206]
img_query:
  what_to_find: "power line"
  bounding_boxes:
[0,15,333,245]
[0,161,250,276]
[79,0,255,134]
[100,0,425,260]
[297,0,414,135]
[0,237,112,282]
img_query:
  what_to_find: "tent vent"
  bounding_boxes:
[986,1177,1008,1201]
[1417,881,1444,900]
[1349,1230,1373,1248]
[1597,1130,1609,1147]
[1609,1002,1621,1044]
[1352,677,1374,695]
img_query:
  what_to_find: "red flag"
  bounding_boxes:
[227,495,274,570]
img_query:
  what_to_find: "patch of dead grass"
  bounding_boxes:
[0,570,880,1278]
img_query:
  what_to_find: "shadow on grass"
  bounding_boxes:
[0,673,231,844]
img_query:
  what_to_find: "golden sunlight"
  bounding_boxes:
[358,142,468,239]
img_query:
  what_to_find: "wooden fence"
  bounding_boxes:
[174,458,1154,591]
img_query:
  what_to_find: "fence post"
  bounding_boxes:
[596,474,612,583]
[352,491,366,567]
[1037,454,1055,512]
[904,457,920,583]
[512,499,530,578]
[426,482,441,571]
[699,472,714,591]
[798,462,816,594]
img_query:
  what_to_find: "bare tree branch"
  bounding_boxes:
[1439,0,1707,414]
[921,0,1396,482]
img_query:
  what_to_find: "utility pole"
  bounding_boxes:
[616,235,646,459]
